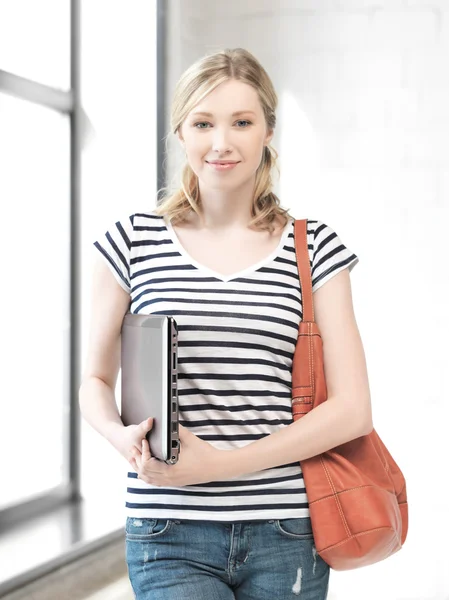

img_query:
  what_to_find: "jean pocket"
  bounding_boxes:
[125,517,173,541]
[274,517,315,540]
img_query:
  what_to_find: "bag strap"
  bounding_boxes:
[294,219,314,323]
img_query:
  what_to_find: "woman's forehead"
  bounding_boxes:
[189,80,261,114]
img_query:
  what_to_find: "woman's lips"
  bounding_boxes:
[206,161,240,171]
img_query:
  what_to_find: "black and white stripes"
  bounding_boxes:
[93,210,359,522]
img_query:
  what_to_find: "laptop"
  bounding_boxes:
[120,313,180,464]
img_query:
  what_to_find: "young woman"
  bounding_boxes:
[79,48,372,600]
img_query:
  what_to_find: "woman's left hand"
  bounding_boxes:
[129,424,227,487]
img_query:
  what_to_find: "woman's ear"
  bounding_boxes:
[176,129,185,150]
[265,129,274,146]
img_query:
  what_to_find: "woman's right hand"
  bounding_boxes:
[110,417,154,466]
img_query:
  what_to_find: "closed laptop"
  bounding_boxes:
[120,313,180,464]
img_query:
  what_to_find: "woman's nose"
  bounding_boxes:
[211,129,232,153]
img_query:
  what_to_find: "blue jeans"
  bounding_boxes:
[125,516,330,599]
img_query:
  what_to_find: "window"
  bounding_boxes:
[0,93,70,509]
[0,0,77,528]
[0,0,70,89]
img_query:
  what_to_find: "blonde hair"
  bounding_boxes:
[154,48,293,234]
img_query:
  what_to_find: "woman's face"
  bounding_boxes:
[178,79,273,191]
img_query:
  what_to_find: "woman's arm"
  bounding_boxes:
[78,257,130,448]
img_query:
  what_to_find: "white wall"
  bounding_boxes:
[165,1,448,599]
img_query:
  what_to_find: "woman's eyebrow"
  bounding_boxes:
[190,110,257,117]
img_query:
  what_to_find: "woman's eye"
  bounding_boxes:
[193,120,252,129]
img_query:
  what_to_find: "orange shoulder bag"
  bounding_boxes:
[292,219,408,570]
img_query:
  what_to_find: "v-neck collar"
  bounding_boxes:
[163,217,294,283]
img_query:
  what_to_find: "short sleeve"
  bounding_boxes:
[312,220,359,293]
[93,214,134,293]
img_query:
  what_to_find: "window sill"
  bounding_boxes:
[0,495,127,598]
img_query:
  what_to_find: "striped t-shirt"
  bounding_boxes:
[93,209,359,522]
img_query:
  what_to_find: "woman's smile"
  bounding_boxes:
[206,161,240,171]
